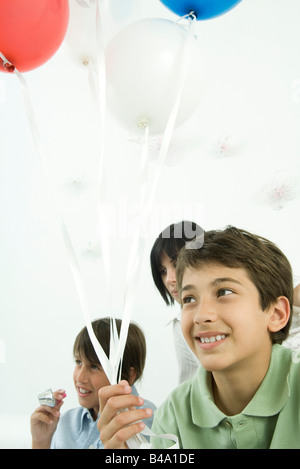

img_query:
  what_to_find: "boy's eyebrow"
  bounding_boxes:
[181,278,242,293]
[212,277,243,286]
[181,284,197,293]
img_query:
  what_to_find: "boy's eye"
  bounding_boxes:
[75,359,82,365]
[91,363,102,371]
[182,296,196,304]
[217,289,233,297]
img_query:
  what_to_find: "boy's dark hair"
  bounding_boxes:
[150,220,204,305]
[73,317,146,383]
[176,226,293,344]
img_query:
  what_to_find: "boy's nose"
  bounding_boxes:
[76,366,89,383]
[194,298,218,324]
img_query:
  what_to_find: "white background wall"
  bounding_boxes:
[1,0,300,448]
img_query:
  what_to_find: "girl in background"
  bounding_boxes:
[150,220,203,383]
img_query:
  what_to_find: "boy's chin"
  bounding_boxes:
[198,356,231,373]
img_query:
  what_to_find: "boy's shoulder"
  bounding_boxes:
[275,343,300,370]
[157,345,300,412]
[156,368,203,415]
[258,344,300,410]
[282,344,300,385]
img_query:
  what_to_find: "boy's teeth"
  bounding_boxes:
[200,334,226,343]
[79,388,90,394]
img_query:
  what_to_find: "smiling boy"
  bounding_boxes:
[31,318,156,449]
[150,226,299,448]
[97,226,300,449]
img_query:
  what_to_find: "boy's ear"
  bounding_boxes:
[268,296,290,333]
[128,367,137,385]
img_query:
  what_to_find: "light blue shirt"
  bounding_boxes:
[50,385,156,449]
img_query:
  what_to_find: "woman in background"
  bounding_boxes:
[150,220,203,383]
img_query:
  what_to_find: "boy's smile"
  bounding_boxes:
[195,331,228,349]
[180,263,275,375]
[73,355,110,419]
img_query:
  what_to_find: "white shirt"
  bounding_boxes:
[170,310,200,383]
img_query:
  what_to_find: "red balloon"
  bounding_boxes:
[0,0,69,73]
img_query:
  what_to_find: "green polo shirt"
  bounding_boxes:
[151,345,300,449]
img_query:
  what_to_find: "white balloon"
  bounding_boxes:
[64,0,98,68]
[105,18,205,135]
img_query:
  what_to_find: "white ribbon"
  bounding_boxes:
[82,11,196,448]
[87,0,113,317]
[0,10,194,450]
[0,50,116,383]
[121,13,197,344]
[117,14,196,449]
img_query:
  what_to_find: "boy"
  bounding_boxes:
[31,317,156,449]
[97,226,300,449]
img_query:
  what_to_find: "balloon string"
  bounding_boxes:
[117,16,196,449]
[2,11,194,447]
[10,52,145,444]
[115,125,150,372]
[83,1,120,384]
[93,0,127,384]
[74,0,126,384]
[146,15,196,212]
[87,1,112,315]
[84,0,131,386]
[0,51,15,72]
[0,49,115,382]
[122,14,197,332]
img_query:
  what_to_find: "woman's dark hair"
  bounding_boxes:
[73,317,146,383]
[150,221,204,305]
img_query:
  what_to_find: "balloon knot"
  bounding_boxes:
[138,118,149,129]
[2,61,15,73]
[188,11,197,20]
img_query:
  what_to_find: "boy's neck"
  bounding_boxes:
[211,347,272,416]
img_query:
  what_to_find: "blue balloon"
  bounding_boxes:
[159,0,243,20]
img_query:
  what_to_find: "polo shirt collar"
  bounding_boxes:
[78,407,96,432]
[243,345,290,417]
[191,368,225,428]
[190,344,291,428]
